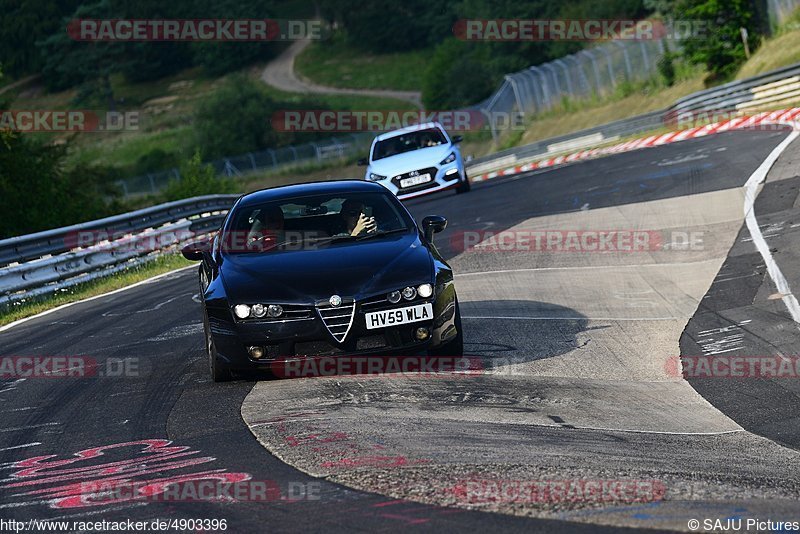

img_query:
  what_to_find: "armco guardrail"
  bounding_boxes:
[669,63,800,117]
[0,194,240,306]
[0,195,239,268]
[466,109,666,174]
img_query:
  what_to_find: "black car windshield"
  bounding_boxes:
[372,127,447,161]
[224,191,414,254]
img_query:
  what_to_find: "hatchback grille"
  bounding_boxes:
[317,302,356,343]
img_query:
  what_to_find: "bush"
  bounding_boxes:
[658,51,677,86]
[422,39,497,109]
[133,148,180,176]
[161,150,237,202]
[193,76,274,159]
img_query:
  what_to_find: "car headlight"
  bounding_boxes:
[235,303,284,319]
[417,283,433,298]
[439,152,456,165]
[367,173,386,182]
[401,286,417,300]
[388,290,402,303]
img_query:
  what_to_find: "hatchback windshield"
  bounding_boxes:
[224,192,414,253]
[372,127,448,161]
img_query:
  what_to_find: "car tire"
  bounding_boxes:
[204,310,232,382]
[430,300,463,356]
[456,174,471,194]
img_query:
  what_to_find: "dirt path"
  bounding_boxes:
[261,39,423,109]
[0,75,39,96]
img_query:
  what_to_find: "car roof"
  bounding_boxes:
[375,122,445,142]
[237,180,389,207]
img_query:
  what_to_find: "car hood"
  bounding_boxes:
[219,233,434,303]
[369,144,453,176]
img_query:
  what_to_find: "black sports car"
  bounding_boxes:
[182,180,463,381]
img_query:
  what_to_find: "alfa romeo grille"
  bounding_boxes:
[317,302,356,343]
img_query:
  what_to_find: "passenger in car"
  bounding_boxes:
[333,199,377,237]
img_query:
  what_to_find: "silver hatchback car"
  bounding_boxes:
[358,122,471,200]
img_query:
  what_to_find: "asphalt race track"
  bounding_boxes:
[2,128,800,532]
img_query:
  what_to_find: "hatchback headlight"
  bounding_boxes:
[234,304,251,319]
[368,173,386,182]
[439,152,456,165]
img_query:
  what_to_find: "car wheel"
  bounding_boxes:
[456,174,471,194]
[203,310,232,382]
[430,300,463,356]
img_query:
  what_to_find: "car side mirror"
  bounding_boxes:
[357,158,368,166]
[422,215,447,242]
[182,239,211,261]
[451,135,463,144]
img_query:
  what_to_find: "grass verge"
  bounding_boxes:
[295,34,428,91]
[0,254,193,328]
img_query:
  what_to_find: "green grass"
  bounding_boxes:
[511,72,705,148]
[0,254,193,327]
[255,74,415,111]
[736,9,800,79]
[295,33,428,91]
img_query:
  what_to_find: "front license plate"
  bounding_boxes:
[365,303,433,330]
[399,174,431,188]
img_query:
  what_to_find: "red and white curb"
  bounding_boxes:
[470,108,800,183]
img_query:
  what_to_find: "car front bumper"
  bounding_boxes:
[372,161,467,200]
[206,293,459,373]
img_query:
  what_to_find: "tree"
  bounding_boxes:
[193,76,274,158]
[0,134,120,238]
[675,0,761,82]
[422,39,496,109]
[0,0,81,77]
[38,0,130,105]
[318,0,454,53]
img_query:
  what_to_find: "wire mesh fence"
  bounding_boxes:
[118,133,374,197]
[480,35,669,138]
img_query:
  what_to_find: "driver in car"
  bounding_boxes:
[246,205,285,249]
